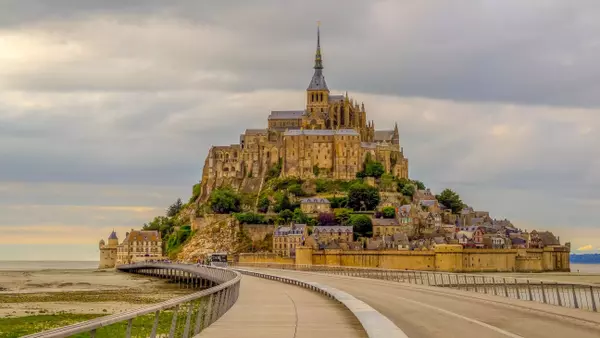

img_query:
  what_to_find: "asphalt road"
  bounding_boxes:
[244,268,600,338]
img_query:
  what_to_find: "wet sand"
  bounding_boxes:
[0,269,191,317]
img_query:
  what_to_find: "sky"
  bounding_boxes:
[1,0,599,260]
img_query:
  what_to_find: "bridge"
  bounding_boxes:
[25,263,600,338]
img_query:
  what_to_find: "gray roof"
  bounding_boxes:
[372,218,400,226]
[361,142,377,149]
[300,198,330,204]
[244,129,268,135]
[328,94,344,102]
[308,69,328,91]
[313,226,353,233]
[374,130,394,141]
[274,224,306,236]
[108,230,118,240]
[420,200,437,207]
[284,129,359,136]
[268,110,305,120]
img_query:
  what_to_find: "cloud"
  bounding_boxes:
[577,244,594,251]
[1,1,600,259]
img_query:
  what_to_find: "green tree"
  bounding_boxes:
[234,212,266,224]
[412,180,426,190]
[365,161,385,178]
[265,159,282,181]
[166,198,183,217]
[348,214,373,238]
[396,177,410,192]
[288,183,306,197]
[277,209,294,224]
[190,183,201,203]
[208,188,241,214]
[313,165,320,177]
[348,182,380,211]
[436,189,465,214]
[401,184,416,198]
[382,206,396,219]
[257,196,270,213]
[334,208,353,226]
[273,192,292,212]
[292,208,310,224]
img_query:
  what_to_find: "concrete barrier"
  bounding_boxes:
[234,268,409,338]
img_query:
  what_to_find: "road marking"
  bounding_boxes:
[392,294,524,338]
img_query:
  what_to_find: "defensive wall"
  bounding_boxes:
[239,245,570,272]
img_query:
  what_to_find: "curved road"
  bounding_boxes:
[244,268,600,338]
[197,274,366,338]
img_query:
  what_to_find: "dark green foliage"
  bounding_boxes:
[189,183,201,203]
[270,177,303,191]
[396,178,411,192]
[436,189,465,214]
[329,196,348,208]
[382,206,396,218]
[315,178,361,193]
[348,214,373,237]
[380,173,395,192]
[357,153,385,178]
[257,196,270,213]
[273,192,293,212]
[413,180,426,190]
[166,198,183,217]
[313,165,320,177]
[208,188,241,214]
[166,225,193,255]
[334,208,353,226]
[288,183,306,197]
[265,158,282,181]
[277,209,294,224]
[234,212,267,224]
[143,216,177,240]
[292,208,310,224]
[401,184,416,198]
[347,182,380,211]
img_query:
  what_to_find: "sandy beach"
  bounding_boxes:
[0,268,192,318]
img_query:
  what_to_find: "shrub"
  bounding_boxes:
[317,212,336,226]
[273,192,293,213]
[329,196,348,209]
[401,184,416,198]
[348,214,373,238]
[288,183,306,197]
[234,212,266,224]
[334,208,353,226]
[257,196,270,213]
[382,206,396,219]
[265,159,282,181]
[208,188,241,214]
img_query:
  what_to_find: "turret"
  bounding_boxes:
[392,122,400,147]
[108,230,118,247]
[99,239,105,249]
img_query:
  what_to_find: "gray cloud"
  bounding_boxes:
[1,1,599,258]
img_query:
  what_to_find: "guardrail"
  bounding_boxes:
[24,263,241,338]
[234,262,599,313]
[235,267,409,338]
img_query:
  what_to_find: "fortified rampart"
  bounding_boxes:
[239,244,570,272]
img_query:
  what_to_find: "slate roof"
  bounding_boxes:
[308,69,328,90]
[274,224,306,236]
[372,218,400,226]
[300,198,330,204]
[284,129,359,136]
[313,225,353,233]
[108,230,118,240]
[268,110,305,120]
[420,200,437,207]
[328,94,344,102]
[374,130,394,142]
[125,230,160,242]
[244,129,268,135]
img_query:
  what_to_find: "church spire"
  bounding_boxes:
[314,21,323,69]
[307,22,328,91]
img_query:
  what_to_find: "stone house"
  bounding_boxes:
[313,225,353,244]
[273,224,308,257]
[457,231,474,247]
[300,198,331,214]
[483,234,506,249]
[372,217,402,237]
[116,230,163,265]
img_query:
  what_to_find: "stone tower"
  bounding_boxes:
[99,230,118,269]
[305,23,329,129]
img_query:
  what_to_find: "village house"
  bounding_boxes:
[372,217,402,237]
[313,225,353,244]
[300,198,331,214]
[116,229,163,265]
[273,224,308,257]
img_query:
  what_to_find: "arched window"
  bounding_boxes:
[311,93,314,102]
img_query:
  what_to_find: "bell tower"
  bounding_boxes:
[306,22,329,129]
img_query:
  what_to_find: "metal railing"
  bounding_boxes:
[234,262,599,313]
[24,263,241,338]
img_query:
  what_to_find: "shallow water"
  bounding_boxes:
[0,261,98,271]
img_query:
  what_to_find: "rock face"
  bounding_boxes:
[177,216,239,261]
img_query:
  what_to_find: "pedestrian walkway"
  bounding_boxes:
[195,275,366,338]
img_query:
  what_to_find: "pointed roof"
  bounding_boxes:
[307,24,329,91]
[108,230,118,240]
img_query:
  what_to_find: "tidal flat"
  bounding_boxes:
[0,269,194,337]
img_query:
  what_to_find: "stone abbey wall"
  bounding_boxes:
[239,245,570,272]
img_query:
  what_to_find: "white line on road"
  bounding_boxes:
[392,294,524,338]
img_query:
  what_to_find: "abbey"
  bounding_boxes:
[199,27,408,198]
